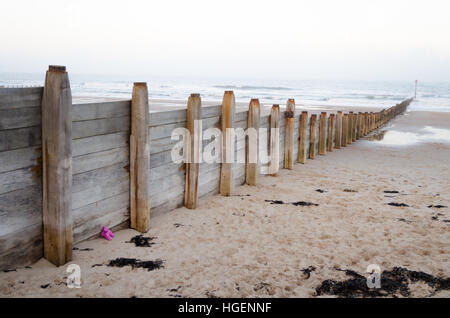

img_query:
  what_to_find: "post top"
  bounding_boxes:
[321,112,327,114]
[302,111,308,114]
[311,114,317,117]
[272,104,279,107]
[287,98,295,103]
[48,65,66,72]
[190,93,200,97]
[338,111,343,113]
[250,98,259,102]
[134,82,147,87]
[330,113,335,116]
[224,90,234,94]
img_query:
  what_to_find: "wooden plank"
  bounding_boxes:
[0,107,41,130]
[327,114,334,152]
[73,116,130,139]
[342,114,348,147]
[269,105,280,175]
[246,99,260,185]
[309,114,317,159]
[220,91,236,196]
[347,112,353,144]
[73,131,128,157]
[284,99,295,169]
[352,113,357,142]
[0,166,39,195]
[73,146,129,175]
[0,126,41,151]
[0,146,41,174]
[297,111,308,163]
[0,87,43,110]
[335,111,342,149]
[356,112,361,140]
[41,65,73,266]
[319,112,327,155]
[72,100,131,121]
[185,94,202,209]
[130,83,150,233]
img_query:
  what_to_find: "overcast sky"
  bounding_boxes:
[1,0,449,81]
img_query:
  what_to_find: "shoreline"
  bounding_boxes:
[1,110,449,298]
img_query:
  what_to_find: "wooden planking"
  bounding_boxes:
[0,107,41,130]
[73,131,128,157]
[0,87,43,110]
[73,146,129,175]
[72,161,129,193]
[148,104,220,128]
[73,116,130,139]
[0,126,41,151]
[0,166,39,195]
[72,100,131,121]
[0,146,41,174]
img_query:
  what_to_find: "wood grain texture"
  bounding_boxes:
[309,114,317,159]
[269,105,280,175]
[335,111,342,149]
[284,99,295,169]
[347,112,353,145]
[297,111,308,163]
[342,114,348,147]
[327,114,334,152]
[130,83,150,233]
[246,99,260,185]
[0,87,43,110]
[185,94,201,209]
[319,112,327,155]
[41,66,73,266]
[220,91,235,196]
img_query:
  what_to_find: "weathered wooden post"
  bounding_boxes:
[364,112,369,135]
[352,113,357,142]
[342,114,348,147]
[42,65,73,266]
[356,112,361,140]
[298,111,308,163]
[246,99,260,186]
[319,112,327,155]
[347,112,353,144]
[284,99,295,169]
[309,114,317,159]
[130,82,150,233]
[335,111,342,149]
[269,105,280,176]
[220,91,236,196]
[327,114,334,152]
[185,94,202,209]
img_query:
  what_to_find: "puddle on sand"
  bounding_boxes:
[365,126,450,146]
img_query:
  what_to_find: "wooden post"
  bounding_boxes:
[356,112,361,140]
[220,91,236,196]
[284,99,295,169]
[309,114,317,159]
[342,114,348,147]
[364,112,369,135]
[42,65,73,266]
[130,82,150,233]
[246,99,260,186]
[269,105,280,176]
[185,94,202,209]
[335,111,342,149]
[347,112,353,144]
[319,112,326,155]
[327,114,334,152]
[352,113,357,142]
[297,111,308,163]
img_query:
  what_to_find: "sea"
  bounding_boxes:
[1,73,449,112]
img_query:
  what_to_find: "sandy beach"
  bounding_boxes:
[0,110,449,298]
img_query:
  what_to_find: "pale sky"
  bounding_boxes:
[1,0,450,81]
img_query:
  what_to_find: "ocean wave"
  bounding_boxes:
[212,85,294,91]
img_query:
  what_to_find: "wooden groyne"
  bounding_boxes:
[0,66,413,269]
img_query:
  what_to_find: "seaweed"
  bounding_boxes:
[315,189,327,193]
[2,269,17,273]
[292,201,319,207]
[107,257,164,272]
[265,200,285,205]
[315,267,450,298]
[344,189,358,193]
[388,202,409,207]
[127,235,156,247]
[428,205,448,209]
[73,247,93,251]
[384,191,399,194]
[40,284,51,289]
[301,266,316,279]
[397,218,412,224]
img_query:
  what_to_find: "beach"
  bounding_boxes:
[0,109,449,298]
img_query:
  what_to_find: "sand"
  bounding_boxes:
[0,110,449,298]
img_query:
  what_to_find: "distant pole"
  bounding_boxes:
[414,80,418,99]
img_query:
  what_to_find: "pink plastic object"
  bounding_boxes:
[101,226,114,241]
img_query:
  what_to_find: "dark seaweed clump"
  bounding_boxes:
[107,258,164,272]
[265,200,318,207]
[127,235,156,247]
[301,266,316,279]
[428,205,448,209]
[384,190,399,194]
[315,267,450,298]
[316,189,327,193]
[388,202,409,207]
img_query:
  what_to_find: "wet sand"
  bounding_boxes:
[0,111,449,298]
